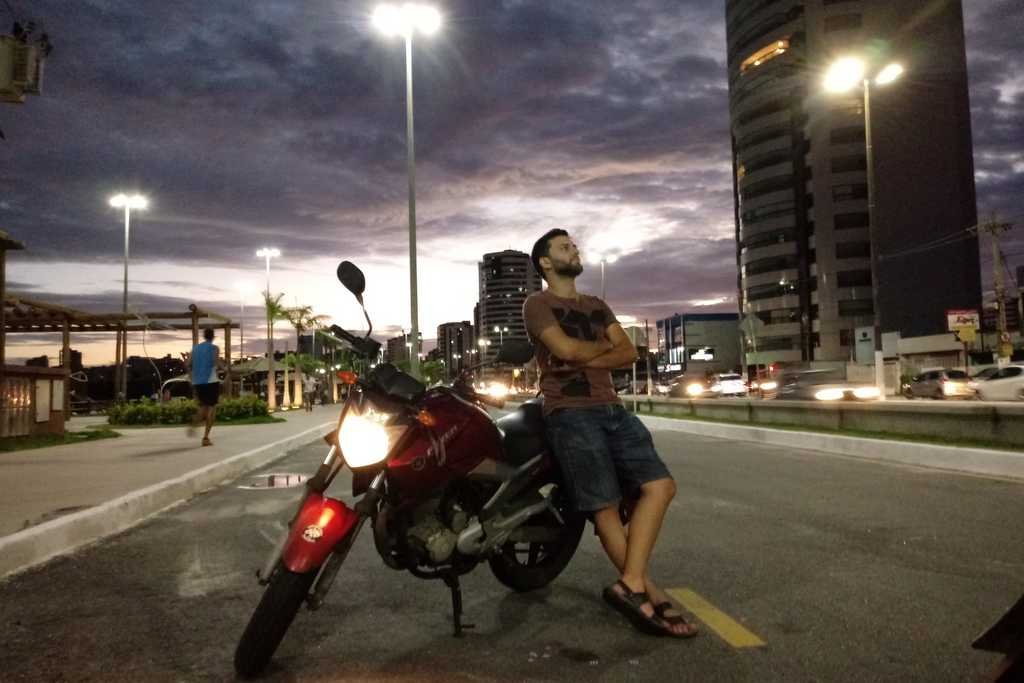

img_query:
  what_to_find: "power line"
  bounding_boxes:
[878,229,973,261]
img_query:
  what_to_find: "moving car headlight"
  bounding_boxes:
[488,383,509,398]
[686,383,705,397]
[853,386,880,400]
[339,414,390,468]
[943,382,961,396]
[760,381,778,391]
[814,388,845,401]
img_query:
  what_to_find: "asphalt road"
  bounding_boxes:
[1,427,1021,682]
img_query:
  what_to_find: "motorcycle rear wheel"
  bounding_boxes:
[234,568,316,678]
[488,501,585,592]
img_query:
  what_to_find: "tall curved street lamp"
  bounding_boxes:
[257,247,281,410]
[372,3,441,381]
[590,253,619,301]
[824,57,904,400]
[109,192,148,400]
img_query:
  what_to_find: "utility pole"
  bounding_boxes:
[973,216,1014,363]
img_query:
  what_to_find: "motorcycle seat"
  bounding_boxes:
[495,398,548,466]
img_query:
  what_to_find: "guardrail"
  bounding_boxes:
[621,396,1024,450]
[506,395,1024,450]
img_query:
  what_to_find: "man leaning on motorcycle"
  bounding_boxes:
[524,228,699,639]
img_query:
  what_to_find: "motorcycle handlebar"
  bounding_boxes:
[471,392,505,409]
[330,324,381,358]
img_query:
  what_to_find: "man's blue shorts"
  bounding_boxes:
[545,404,672,513]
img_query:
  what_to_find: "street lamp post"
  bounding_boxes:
[373,3,442,381]
[592,254,618,300]
[493,325,508,347]
[256,247,281,410]
[109,193,148,401]
[825,57,904,400]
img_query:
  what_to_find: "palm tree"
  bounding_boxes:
[263,292,289,410]
[285,305,330,407]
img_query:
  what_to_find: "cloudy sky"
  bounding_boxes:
[2,0,1021,365]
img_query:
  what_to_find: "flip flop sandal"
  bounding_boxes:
[654,601,699,639]
[602,580,665,636]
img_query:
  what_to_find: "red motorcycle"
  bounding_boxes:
[234,262,585,678]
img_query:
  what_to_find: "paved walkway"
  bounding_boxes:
[0,407,337,538]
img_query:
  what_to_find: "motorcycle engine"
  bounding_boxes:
[405,496,472,565]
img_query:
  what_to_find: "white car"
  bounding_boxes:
[974,365,1024,401]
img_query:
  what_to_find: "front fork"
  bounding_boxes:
[257,465,386,611]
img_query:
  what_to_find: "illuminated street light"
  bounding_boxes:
[493,325,509,346]
[372,3,442,381]
[590,253,619,300]
[824,57,904,400]
[256,247,281,410]
[822,57,866,93]
[109,192,148,400]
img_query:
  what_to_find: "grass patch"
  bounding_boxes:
[100,415,286,430]
[0,427,121,453]
[643,410,1024,454]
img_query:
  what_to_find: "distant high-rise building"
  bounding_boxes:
[477,250,542,361]
[726,0,980,365]
[59,348,83,372]
[437,321,475,379]
[385,332,421,365]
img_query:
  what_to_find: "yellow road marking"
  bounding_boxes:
[667,588,766,648]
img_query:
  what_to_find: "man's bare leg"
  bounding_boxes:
[203,406,215,443]
[593,479,696,636]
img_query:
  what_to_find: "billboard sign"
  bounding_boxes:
[946,309,980,331]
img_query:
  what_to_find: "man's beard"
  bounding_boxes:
[552,259,583,277]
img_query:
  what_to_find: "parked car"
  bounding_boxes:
[903,369,973,400]
[773,368,881,401]
[160,375,193,400]
[973,365,1024,402]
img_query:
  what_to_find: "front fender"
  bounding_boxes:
[281,493,359,574]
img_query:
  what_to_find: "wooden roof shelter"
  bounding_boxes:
[0,230,239,419]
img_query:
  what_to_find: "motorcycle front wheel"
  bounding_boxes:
[488,493,585,592]
[234,568,316,678]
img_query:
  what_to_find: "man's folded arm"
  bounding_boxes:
[536,325,614,363]
[578,323,638,369]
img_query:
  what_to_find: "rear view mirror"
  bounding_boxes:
[496,339,535,366]
[336,261,366,300]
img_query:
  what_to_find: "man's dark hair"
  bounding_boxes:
[530,228,569,281]
[203,327,215,341]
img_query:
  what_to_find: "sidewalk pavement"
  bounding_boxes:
[0,406,337,579]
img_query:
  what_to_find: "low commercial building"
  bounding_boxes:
[656,313,741,377]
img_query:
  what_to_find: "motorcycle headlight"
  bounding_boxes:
[686,383,704,397]
[339,413,390,468]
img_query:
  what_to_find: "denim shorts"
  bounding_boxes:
[545,404,672,513]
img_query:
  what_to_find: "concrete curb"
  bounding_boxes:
[638,415,1024,481]
[0,421,333,581]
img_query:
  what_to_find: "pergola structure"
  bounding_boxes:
[1,297,240,409]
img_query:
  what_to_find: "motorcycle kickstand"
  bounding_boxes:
[443,573,475,637]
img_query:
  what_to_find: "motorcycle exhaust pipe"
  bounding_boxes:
[456,495,554,555]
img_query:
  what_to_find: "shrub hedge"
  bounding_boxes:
[107,395,269,425]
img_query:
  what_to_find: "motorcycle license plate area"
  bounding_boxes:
[281,493,359,574]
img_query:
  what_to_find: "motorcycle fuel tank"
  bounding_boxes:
[387,390,502,496]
